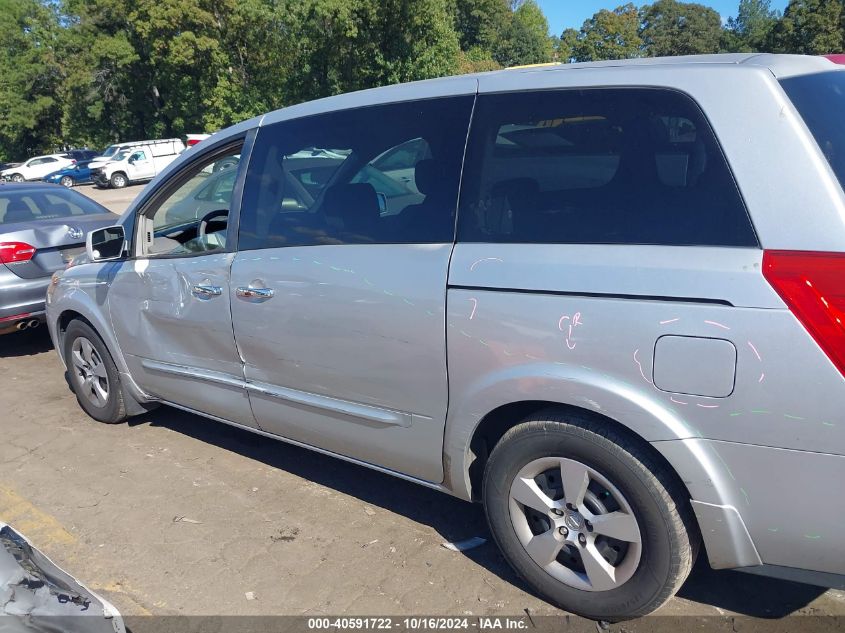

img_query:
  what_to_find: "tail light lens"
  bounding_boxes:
[763,250,845,376]
[0,242,36,264]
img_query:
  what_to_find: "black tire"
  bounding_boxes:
[109,172,127,188]
[9,173,23,183]
[63,320,127,424]
[483,411,699,621]
[60,175,74,188]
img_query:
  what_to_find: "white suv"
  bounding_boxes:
[91,139,185,189]
[1,154,74,182]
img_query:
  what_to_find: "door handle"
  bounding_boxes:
[236,286,275,301]
[192,284,223,299]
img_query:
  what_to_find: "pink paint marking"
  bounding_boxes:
[704,320,731,330]
[633,349,653,385]
[566,339,576,350]
[670,396,689,405]
[659,318,680,325]
[747,341,762,362]
[468,298,477,320]
[469,257,503,271]
[558,315,570,331]
[573,312,583,326]
[759,372,765,383]
[696,403,720,409]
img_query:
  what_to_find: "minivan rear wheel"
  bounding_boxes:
[64,320,127,424]
[482,412,698,621]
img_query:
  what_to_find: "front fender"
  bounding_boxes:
[46,261,152,409]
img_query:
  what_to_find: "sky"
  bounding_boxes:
[536,0,790,35]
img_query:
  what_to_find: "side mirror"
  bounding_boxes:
[128,156,136,164]
[87,226,126,262]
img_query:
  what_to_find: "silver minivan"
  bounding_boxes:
[46,54,845,620]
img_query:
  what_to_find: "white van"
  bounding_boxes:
[91,139,185,188]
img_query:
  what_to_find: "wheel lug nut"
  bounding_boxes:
[578,533,587,546]
[550,508,564,516]
[585,520,593,532]
[566,503,576,511]
[558,526,568,537]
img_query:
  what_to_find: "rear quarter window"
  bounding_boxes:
[780,71,845,193]
[457,88,758,247]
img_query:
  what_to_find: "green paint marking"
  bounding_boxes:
[729,412,743,417]
[783,414,805,420]
[426,310,435,316]
[503,350,514,356]
[460,330,471,338]
[292,257,301,262]
[402,298,414,306]
[312,260,322,265]
[740,487,751,506]
[364,278,374,286]
[767,527,779,533]
[330,266,342,272]
[804,534,822,540]
[751,409,770,414]
[383,290,393,296]
[822,421,835,427]
[479,339,490,347]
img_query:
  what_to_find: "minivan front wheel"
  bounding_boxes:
[64,320,127,424]
[483,413,698,621]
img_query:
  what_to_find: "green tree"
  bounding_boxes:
[723,0,780,51]
[563,3,643,62]
[286,0,460,104]
[769,0,844,54]
[493,0,553,67]
[639,0,723,56]
[451,0,509,50]
[0,0,62,160]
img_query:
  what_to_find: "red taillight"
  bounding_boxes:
[0,242,36,264]
[763,250,845,376]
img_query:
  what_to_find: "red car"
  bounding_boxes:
[824,54,845,64]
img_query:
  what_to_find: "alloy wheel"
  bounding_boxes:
[508,456,642,592]
[70,336,110,407]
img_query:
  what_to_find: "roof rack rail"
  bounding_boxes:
[114,138,182,147]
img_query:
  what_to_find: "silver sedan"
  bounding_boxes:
[0,183,117,336]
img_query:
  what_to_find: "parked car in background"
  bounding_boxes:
[45,54,845,621]
[92,139,185,188]
[62,148,99,162]
[0,162,21,173]
[88,139,183,172]
[824,54,845,64]
[185,133,211,149]
[1,154,74,183]
[0,183,116,335]
[44,160,97,188]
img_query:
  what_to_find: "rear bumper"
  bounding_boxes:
[655,438,845,580]
[0,268,50,332]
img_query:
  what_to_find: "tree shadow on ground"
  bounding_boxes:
[131,404,827,619]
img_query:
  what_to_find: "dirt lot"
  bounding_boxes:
[0,182,843,625]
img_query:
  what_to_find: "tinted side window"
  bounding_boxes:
[780,71,845,193]
[457,89,757,247]
[239,96,474,249]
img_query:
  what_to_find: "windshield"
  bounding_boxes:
[101,145,119,158]
[113,149,131,161]
[781,71,845,191]
[0,190,108,225]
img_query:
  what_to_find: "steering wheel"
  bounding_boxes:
[198,209,229,241]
